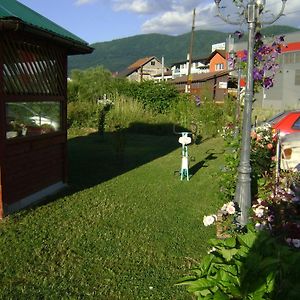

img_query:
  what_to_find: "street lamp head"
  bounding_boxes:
[255,0,266,10]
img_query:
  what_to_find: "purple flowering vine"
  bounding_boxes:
[241,32,285,90]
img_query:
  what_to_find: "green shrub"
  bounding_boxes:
[178,226,300,299]
[105,95,155,131]
[199,99,224,137]
[67,101,101,129]
[134,81,179,113]
[68,67,115,103]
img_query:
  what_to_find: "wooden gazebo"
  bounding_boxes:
[0,1,93,218]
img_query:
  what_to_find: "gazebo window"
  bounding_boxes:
[2,34,65,140]
[3,36,64,96]
[6,102,61,139]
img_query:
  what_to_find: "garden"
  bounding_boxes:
[1,31,300,299]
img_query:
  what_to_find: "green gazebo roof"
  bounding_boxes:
[0,0,93,54]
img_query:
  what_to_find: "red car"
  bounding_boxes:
[265,110,300,137]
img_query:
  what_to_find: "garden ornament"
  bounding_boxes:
[176,132,191,181]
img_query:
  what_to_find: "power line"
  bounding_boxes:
[284,9,300,16]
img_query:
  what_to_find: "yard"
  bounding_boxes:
[0,131,225,299]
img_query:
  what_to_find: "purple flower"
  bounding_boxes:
[234,30,244,39]
[195,96,201,106]
[255,32,263,42]
[277,35,285,43]
[263,77,274,89]
[228,56,235,69]
[253,68,263,81]
[241,50,248,62]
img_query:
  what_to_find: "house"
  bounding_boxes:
[118,56,168,82]
[234,31,300,110]
[170,49,230,99]
[208,50,227,73]
[0,0,93,218]
[170,55,210,78]
[172,70,230,102]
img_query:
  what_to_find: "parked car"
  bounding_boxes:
[280,132,300,171]
[264,110,300,137]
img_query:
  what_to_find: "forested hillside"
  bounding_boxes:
[68,25,299,73]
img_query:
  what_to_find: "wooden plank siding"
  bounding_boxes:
[4,136,65,204]
[0,33,5,217]
[0,31,68,217]
[172,72,229,102]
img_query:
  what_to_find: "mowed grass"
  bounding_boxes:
[0,132,225,299]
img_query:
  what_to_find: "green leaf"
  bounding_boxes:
[212,290,230,300]
[220,248,238,261]
[187,278,216,293]
[259,257,280,270]
[238,231,257,248]
[199,289,212,297]
[176,275,197,286]
[224,237,237,248]
[265,272,276,293]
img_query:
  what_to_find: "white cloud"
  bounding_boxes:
[74,0,96,6]
[142,11,192,34]
[264,0,300,29]
[110,0,299,36]
[112,0,163,14]
[142,2,216,35]
[141,0,300,36]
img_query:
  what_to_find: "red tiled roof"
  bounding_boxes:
[118,56,157,77]
[128,56,155,69]
[208,50,226,61]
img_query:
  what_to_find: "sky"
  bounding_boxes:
[18,0,300,45]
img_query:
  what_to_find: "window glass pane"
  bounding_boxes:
[6,101,61,139]
[296,52,300,63]
[292,117,300,130]
[295,70,300,86]
[284,53,294,64]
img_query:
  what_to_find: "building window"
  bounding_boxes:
[284,52,295,64]
[151,61,155,66]
[295,51,300,63]
[6,102,61,139]
[295,70,300,86]
[215,63,224,71]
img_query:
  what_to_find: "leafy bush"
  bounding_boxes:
[68,66,116,103]
[134,80,179,113]
[67,101,102,129]
[198,99,224,137]
[178,226,300,299]
[104,95,156,132]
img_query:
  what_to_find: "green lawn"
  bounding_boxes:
[0,132,225,299]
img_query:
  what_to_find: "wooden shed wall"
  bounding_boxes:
[0,31,68,214]
[173,74,229,102]
[3,135,66,206]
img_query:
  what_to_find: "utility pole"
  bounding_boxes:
[161,56,165,81]
[186,8,196,93]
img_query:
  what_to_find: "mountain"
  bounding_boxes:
[68,25,299,73]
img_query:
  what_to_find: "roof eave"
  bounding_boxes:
[0,19,93,55]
